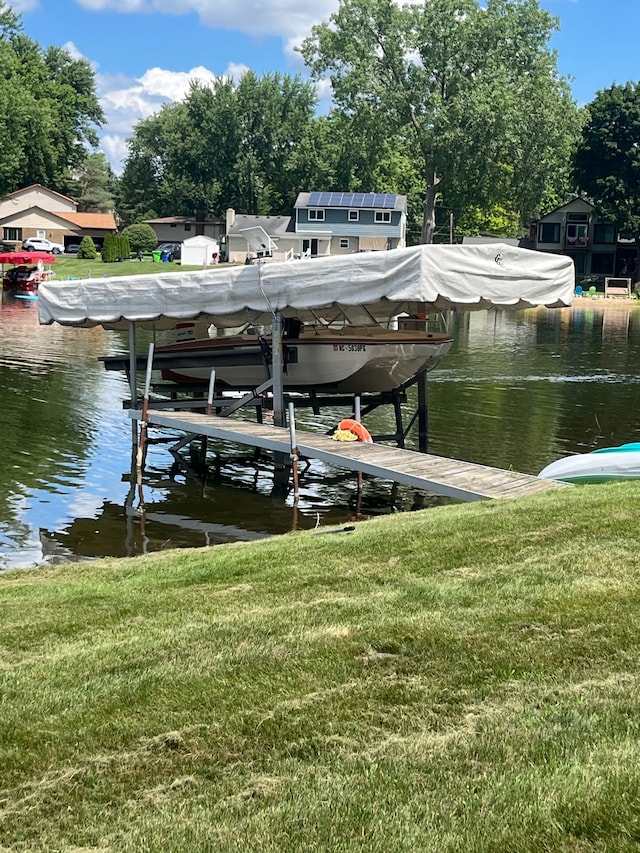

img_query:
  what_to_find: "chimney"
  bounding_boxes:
[196,210,205,236]
[226,208,236,233]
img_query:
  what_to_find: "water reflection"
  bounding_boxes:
[1,296,640,570]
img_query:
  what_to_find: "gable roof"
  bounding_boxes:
[6,183,76,206]
[537,197,594,222]
[0,205,82,230]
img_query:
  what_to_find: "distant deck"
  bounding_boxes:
[141,409,567,502]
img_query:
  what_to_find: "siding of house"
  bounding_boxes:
[0,185,76,219]
[530,198,628,282]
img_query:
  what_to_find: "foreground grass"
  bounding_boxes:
[1,482,640,851]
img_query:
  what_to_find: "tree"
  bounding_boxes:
[573,83,640,254]
[0,1,104,196]
[301,0,580,243]
[72,153,116,213]
[77,235,97,259]
[117,71,318,222]
[121,223,157,255]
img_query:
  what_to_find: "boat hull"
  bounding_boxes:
[158,330,454,393]
[539,443,640,483]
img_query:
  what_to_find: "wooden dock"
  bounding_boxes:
[141,409,567,502]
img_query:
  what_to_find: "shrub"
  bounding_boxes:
[116,235,130,260]
[121,223,157,255]
[102,233,118,263]
[77,236,97,260]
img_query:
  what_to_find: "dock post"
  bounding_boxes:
[417,370,429,453]
[201,369,216,463]
[354,395,363,493]
[128,321,138,445]
[136,342,154,470]
[288,401,299,499]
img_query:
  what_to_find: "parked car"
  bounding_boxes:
[157,242,182,261]
[65,243,82,254]
[22,237,65,255]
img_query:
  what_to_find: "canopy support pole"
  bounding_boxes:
[128,321,138,445]
[271,311,285,428]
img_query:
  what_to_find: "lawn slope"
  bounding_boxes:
[1,482,640,851]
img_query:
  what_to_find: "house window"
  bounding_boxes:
[374,211,391,223]
[308,209,325,221]
[538,222,560,243]
[339,238,350,249]
[3,227,22,241]
[566,223,588,245]
[184,222,192,232]
[348,210,359,221]
[567,212,589,222]
[593,224,616,244]
[591,252,615,275]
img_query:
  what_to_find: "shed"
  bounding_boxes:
[181,235,220,267]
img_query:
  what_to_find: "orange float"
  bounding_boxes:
[337,418,373,443]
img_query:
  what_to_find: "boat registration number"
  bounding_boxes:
[333,343,367,352]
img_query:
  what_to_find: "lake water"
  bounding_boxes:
[1,296,639,570]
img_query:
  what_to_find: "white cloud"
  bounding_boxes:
[95,62,250,172]
[74,0,338,54]
[6,0,40,11]
[61,40,90,62]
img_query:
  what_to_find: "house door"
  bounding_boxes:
[37,229,46,238]
[302,239,318,257]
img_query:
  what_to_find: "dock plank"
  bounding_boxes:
[142,409,567,502]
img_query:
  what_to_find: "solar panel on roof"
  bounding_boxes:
[307,191,398,208]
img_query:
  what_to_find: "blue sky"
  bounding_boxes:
[8,0,640,173]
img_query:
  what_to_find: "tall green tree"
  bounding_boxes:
[0,1,104,196]
[72,153,116,212]
[117,71,317,223]
[301,0,580,243]
[573,83,640,255]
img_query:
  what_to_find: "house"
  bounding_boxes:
[180,234,220,267]
[224,191,407,264]
[526,198,636,283]
[145,214,225,246]
[0,184,117,250]
[294,191,407,257]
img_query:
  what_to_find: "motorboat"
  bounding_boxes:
[152,321,454,393]
[1,251,55,297]
[39,242,576,408]
[539,442,640,484]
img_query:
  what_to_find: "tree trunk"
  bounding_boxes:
[420,174,442,244]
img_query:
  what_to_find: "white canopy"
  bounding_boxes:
[38,243,574,330]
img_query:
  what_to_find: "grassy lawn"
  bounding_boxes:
[49,255,205,279]
[1,481,640,850]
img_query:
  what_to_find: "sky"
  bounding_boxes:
[7,0,640,175]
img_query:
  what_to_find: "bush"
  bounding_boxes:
[77,236,97,260]
[102,233,118,263]
[121,223,157,255]
[116,235,130,260]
